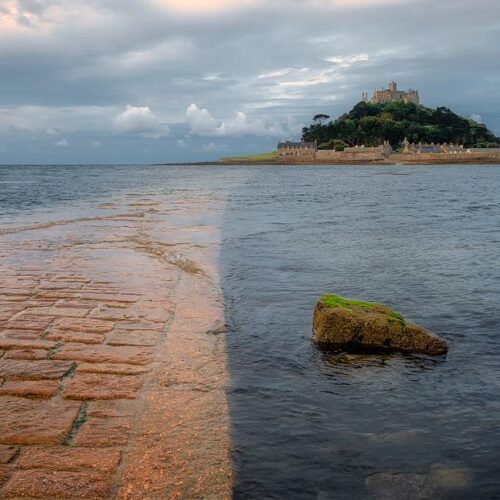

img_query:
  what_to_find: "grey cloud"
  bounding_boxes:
[0,0,499,163]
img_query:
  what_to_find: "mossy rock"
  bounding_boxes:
[313,294,448,356]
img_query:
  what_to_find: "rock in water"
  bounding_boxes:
[313,294,448,356]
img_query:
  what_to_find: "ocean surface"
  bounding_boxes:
[1,164,499,499]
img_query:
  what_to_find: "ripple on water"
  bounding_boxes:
[1,164,499,499]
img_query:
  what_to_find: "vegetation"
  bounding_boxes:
[302,101,500,149]
[320,294,406,326]
[224,151,278,161]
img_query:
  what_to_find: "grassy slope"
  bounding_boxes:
[222,151,278,161]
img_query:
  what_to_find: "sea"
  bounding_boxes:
[1,164,499,499]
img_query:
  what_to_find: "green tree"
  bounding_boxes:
[301,101,500,148]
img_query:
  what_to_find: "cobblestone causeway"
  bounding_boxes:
[0,196,232,498]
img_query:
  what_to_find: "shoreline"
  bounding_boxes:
[216,158,500,166]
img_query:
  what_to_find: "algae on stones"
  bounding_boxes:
[319,294,406,326]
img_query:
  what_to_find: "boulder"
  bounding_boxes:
[313,294,448,356]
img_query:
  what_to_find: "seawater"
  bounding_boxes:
[1,164,499,499]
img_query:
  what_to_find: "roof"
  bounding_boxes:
[470,148,500,153]
[416,146,442,153]
[277,141,317,149]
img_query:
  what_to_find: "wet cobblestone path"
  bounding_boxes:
[0,195,231,498]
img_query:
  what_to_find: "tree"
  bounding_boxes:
[302,101,500,148]
[313,114,330,124]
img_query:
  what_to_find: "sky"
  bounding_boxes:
[0,0,499,164]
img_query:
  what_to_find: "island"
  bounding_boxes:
[220,82,500,165]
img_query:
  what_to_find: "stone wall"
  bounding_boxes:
[315,150,385,162]
[278,150,316,161]
[390,152,500,163]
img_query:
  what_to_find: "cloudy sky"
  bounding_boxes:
[1,0,499,164]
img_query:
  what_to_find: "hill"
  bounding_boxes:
[302,102,500,150]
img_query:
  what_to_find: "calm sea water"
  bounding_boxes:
[1,164,499,499]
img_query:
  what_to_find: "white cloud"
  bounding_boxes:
[257,69,291,79]
[113,105,168,138]
[153,0,259,14]
[91,141,102,148]
[311,0,412,7]
[326,54,369,67]
[186,104,286,138]
[186,104,219,136]
[470,113,483,123]
[55,138,69,147]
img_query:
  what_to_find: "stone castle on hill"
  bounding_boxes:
[362,81,420,105]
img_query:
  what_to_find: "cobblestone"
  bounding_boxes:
[0,196,231,498]
[18,447,121,472]
[63,373,143,400]
[0,446,18,464]
[2,470,113,498]
[0,380,60,398]
[0,397,81,445]
[0,360,73,380]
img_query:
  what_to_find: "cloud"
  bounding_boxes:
[154,0,409,15]
[1,0,500,164]
[185,104,219,136]
[326,54,369,67]
[91,141,102,148]
[55,138,69,147]
[202,141,221,151]
[0,106,115,136]
[311,0,412,7]
[470,113,483,123]
[186,104,289,137]
[257,69,291,80]
[113,105,168,138]
[153,0,258,14]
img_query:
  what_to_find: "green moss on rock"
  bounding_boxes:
[320,294,406,326]
[313,294,448,356]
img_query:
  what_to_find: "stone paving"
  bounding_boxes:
[0,196,231,498]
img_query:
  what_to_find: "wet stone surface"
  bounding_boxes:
[0,193,231,498]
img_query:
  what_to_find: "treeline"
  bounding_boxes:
[302,101,500,150]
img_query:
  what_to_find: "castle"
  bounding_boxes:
[362,82,420,105]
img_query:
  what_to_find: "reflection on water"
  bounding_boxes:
[1,164,499,499]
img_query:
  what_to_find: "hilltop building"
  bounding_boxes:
[362,82,420,105]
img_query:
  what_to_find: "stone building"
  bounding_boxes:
[469,147,500,154]
[402,138,466,154]
[344,141,393,157]
[362,82,420,105]
[277,141,317,160]
[283,141,392,162]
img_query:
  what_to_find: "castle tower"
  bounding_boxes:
[367,82,420,105]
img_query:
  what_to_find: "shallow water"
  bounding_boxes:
[1,164,499,499]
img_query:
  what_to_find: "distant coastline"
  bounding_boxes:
[216,157,500,166]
